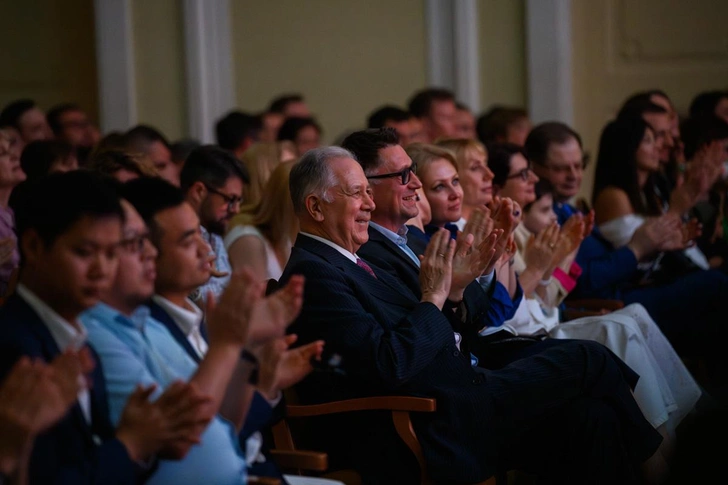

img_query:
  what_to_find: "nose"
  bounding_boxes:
[529,170,539,183]
[484,166,494,181]
[142,237,158,260]
[408,172,423,190]
[363,190,376,212]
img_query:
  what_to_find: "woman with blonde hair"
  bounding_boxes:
[240,141,296,206]
[436,138,494,228]
[224,160,298,281]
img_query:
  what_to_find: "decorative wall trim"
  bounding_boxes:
[94,0,137,133]
[525,0,574,125]
[182,0,235,143]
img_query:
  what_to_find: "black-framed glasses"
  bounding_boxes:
[366,163,417,185]
[120,232,151,254]
[204,185,243,210]
[506,167,533,182]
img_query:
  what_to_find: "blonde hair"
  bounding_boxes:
[435,138,487,172]
[229,160,298,253]
[241,142,295,206]
[405,143,458,177]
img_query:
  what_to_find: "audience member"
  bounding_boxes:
[366,105,424,146]
[240,141,295,206]
[407,88,458,142]
[180,145,249,302]
[215,111,262,159]
[454,103,477,139]
[19,140,78,180]
[46,103,100,165]
[226,161,298,282]
[0,99,52,143]
[476,105,532,146]
[88,150,149,182]
[689,90,728,124]
[124,125,179,186]
[268,94,311,119]
[169,138,201,168]
[277,117,322,157]
[0,132,24,296]
[0,171,206,483]
[280,145,662,484]
[258,111,285,143]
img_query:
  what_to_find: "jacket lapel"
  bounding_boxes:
[366,227,420,272]
[146,301,202,364]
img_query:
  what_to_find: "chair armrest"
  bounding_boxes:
[286,396,436,417]
[565,298,624,312]
[269,449,328,472]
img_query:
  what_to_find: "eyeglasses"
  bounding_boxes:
[506,167,533,182]
[366,163,417,185]
[205,185,243,210]
[120,232,150,254]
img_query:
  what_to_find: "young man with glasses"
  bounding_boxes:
[180,145,249,302]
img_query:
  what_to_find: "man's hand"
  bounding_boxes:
[247,275,305,347]
[256,335,325,400]
[419,229,455,309]
[115,382,214,462]
[205,269,262,348]
[450,229,498,301]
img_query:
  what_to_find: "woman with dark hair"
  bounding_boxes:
[593,116,709,274]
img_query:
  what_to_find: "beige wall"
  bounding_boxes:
[571,0,728,200]
[479,0,527,112]
[0,0,98,121]
[231,0,428,143]
[131,0,188,141]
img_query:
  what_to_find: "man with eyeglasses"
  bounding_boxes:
[180,145,249,302]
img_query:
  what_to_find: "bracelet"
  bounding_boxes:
[538,277,553,286]
[240,349,259,385]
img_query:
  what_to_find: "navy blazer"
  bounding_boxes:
[280,234,660,484]
[0,295,137,485]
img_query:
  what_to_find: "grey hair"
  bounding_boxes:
[289,146,355,214]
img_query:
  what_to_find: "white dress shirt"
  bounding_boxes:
[16,283,92,423]
[151,295,208,359]
[299,232,358,264]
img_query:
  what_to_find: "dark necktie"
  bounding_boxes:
[356,258,378,279]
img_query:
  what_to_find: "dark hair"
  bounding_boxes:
[524,178,555,212]
[124,125,170,152]
[15,170,124,252]
[277,117,322,142]
[169,138,201,165]
[179,145,250,193]
[367,105,411,129]
[89,150,145,178]
[341,128,400,174]
[120,176,185,247]
[476,105,529,144]
[593,116,661,215]
[215,111,262,150]
[0,99,36,130]
[407,88,455,118]
[618,92,669,121]
[19,140,74,181]
[46,103,81,135]
[689,91,728,119]
[268,94,305,114]
[524,122,582,167]
[680,116,728,161]
[487,142,528,188]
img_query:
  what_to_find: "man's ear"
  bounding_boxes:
[187,181,207,206]
[20,229,44,268]
[305,194,325,222]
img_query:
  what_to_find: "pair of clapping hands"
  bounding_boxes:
[523,211,594,279]
[419,197,522,309]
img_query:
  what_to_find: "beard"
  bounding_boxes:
[205,218,228,236]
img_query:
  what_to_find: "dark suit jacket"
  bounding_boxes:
[0,295,137,485]
[358,225,492,351]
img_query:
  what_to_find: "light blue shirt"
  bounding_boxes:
[194,226,232,301]
[369,222,420,267]
[81,303,248,485]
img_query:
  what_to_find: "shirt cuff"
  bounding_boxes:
[476,270,496,292]
[553,267,577,292]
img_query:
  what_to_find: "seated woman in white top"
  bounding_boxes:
[224,161,298,282]
[592,116,711,271]
[488,143,701,445]
[240,141,296,207]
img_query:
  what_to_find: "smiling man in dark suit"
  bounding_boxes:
[280,145,663,484]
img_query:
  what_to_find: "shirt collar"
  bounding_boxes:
[369,221,410,247]
[16,283,87,351]
[84,302,150,333]
[299,232,358,264]
[151,294,203,338]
